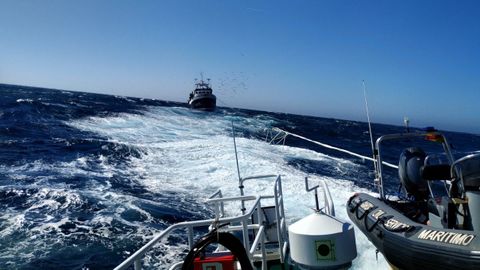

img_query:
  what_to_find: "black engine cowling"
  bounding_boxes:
[398,147,428,200]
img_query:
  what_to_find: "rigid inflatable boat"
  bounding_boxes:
[347,130,480,270]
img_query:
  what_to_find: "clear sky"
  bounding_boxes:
[1,1,479,133]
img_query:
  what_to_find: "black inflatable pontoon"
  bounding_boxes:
[348,193,480,270]
[347,131,480,270]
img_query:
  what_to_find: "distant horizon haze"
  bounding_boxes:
[2,81,477,136]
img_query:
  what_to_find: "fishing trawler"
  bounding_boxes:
[188,77,216,111]
[114,126,357,270]
[347,130,480,269]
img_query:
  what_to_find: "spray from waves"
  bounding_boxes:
[0,106,210,268]
[66,105,388,269]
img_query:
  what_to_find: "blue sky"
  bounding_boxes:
[1,1,479,133]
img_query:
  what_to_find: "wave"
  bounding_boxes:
[64,106,388,269]
[5,85,480,269]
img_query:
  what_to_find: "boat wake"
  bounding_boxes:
[65,106,389,269]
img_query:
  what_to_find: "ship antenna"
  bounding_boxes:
[232,121,247,213]
[232,121,242,182]
[363,81,375,158]
[363,81,380,192]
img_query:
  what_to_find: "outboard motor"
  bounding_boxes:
[399,147,428,201]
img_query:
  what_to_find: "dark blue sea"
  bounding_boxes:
[1,84,480,269]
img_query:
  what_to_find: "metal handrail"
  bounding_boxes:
[239,174,278,214]
[274,175,288,263]
[375,132,453,199]
[450,153,480,195]
[114,175,285,270]
[114,196,261,270]
[321,180,335,216]
[305,177,335,216]
[241,174,278,182]
[208,189,224,217]
[450,153,480,176]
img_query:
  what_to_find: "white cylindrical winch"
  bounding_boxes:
[288,212,357,269]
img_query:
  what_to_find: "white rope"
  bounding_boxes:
[272,127,399,169]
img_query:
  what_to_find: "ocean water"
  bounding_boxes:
[1,84,480,269]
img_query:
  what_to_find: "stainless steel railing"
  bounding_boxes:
[114,175,284,270]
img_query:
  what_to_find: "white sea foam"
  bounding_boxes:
[65,106,388,269]
[16,98,34,103]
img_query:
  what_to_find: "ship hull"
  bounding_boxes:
[189,96,216,111]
